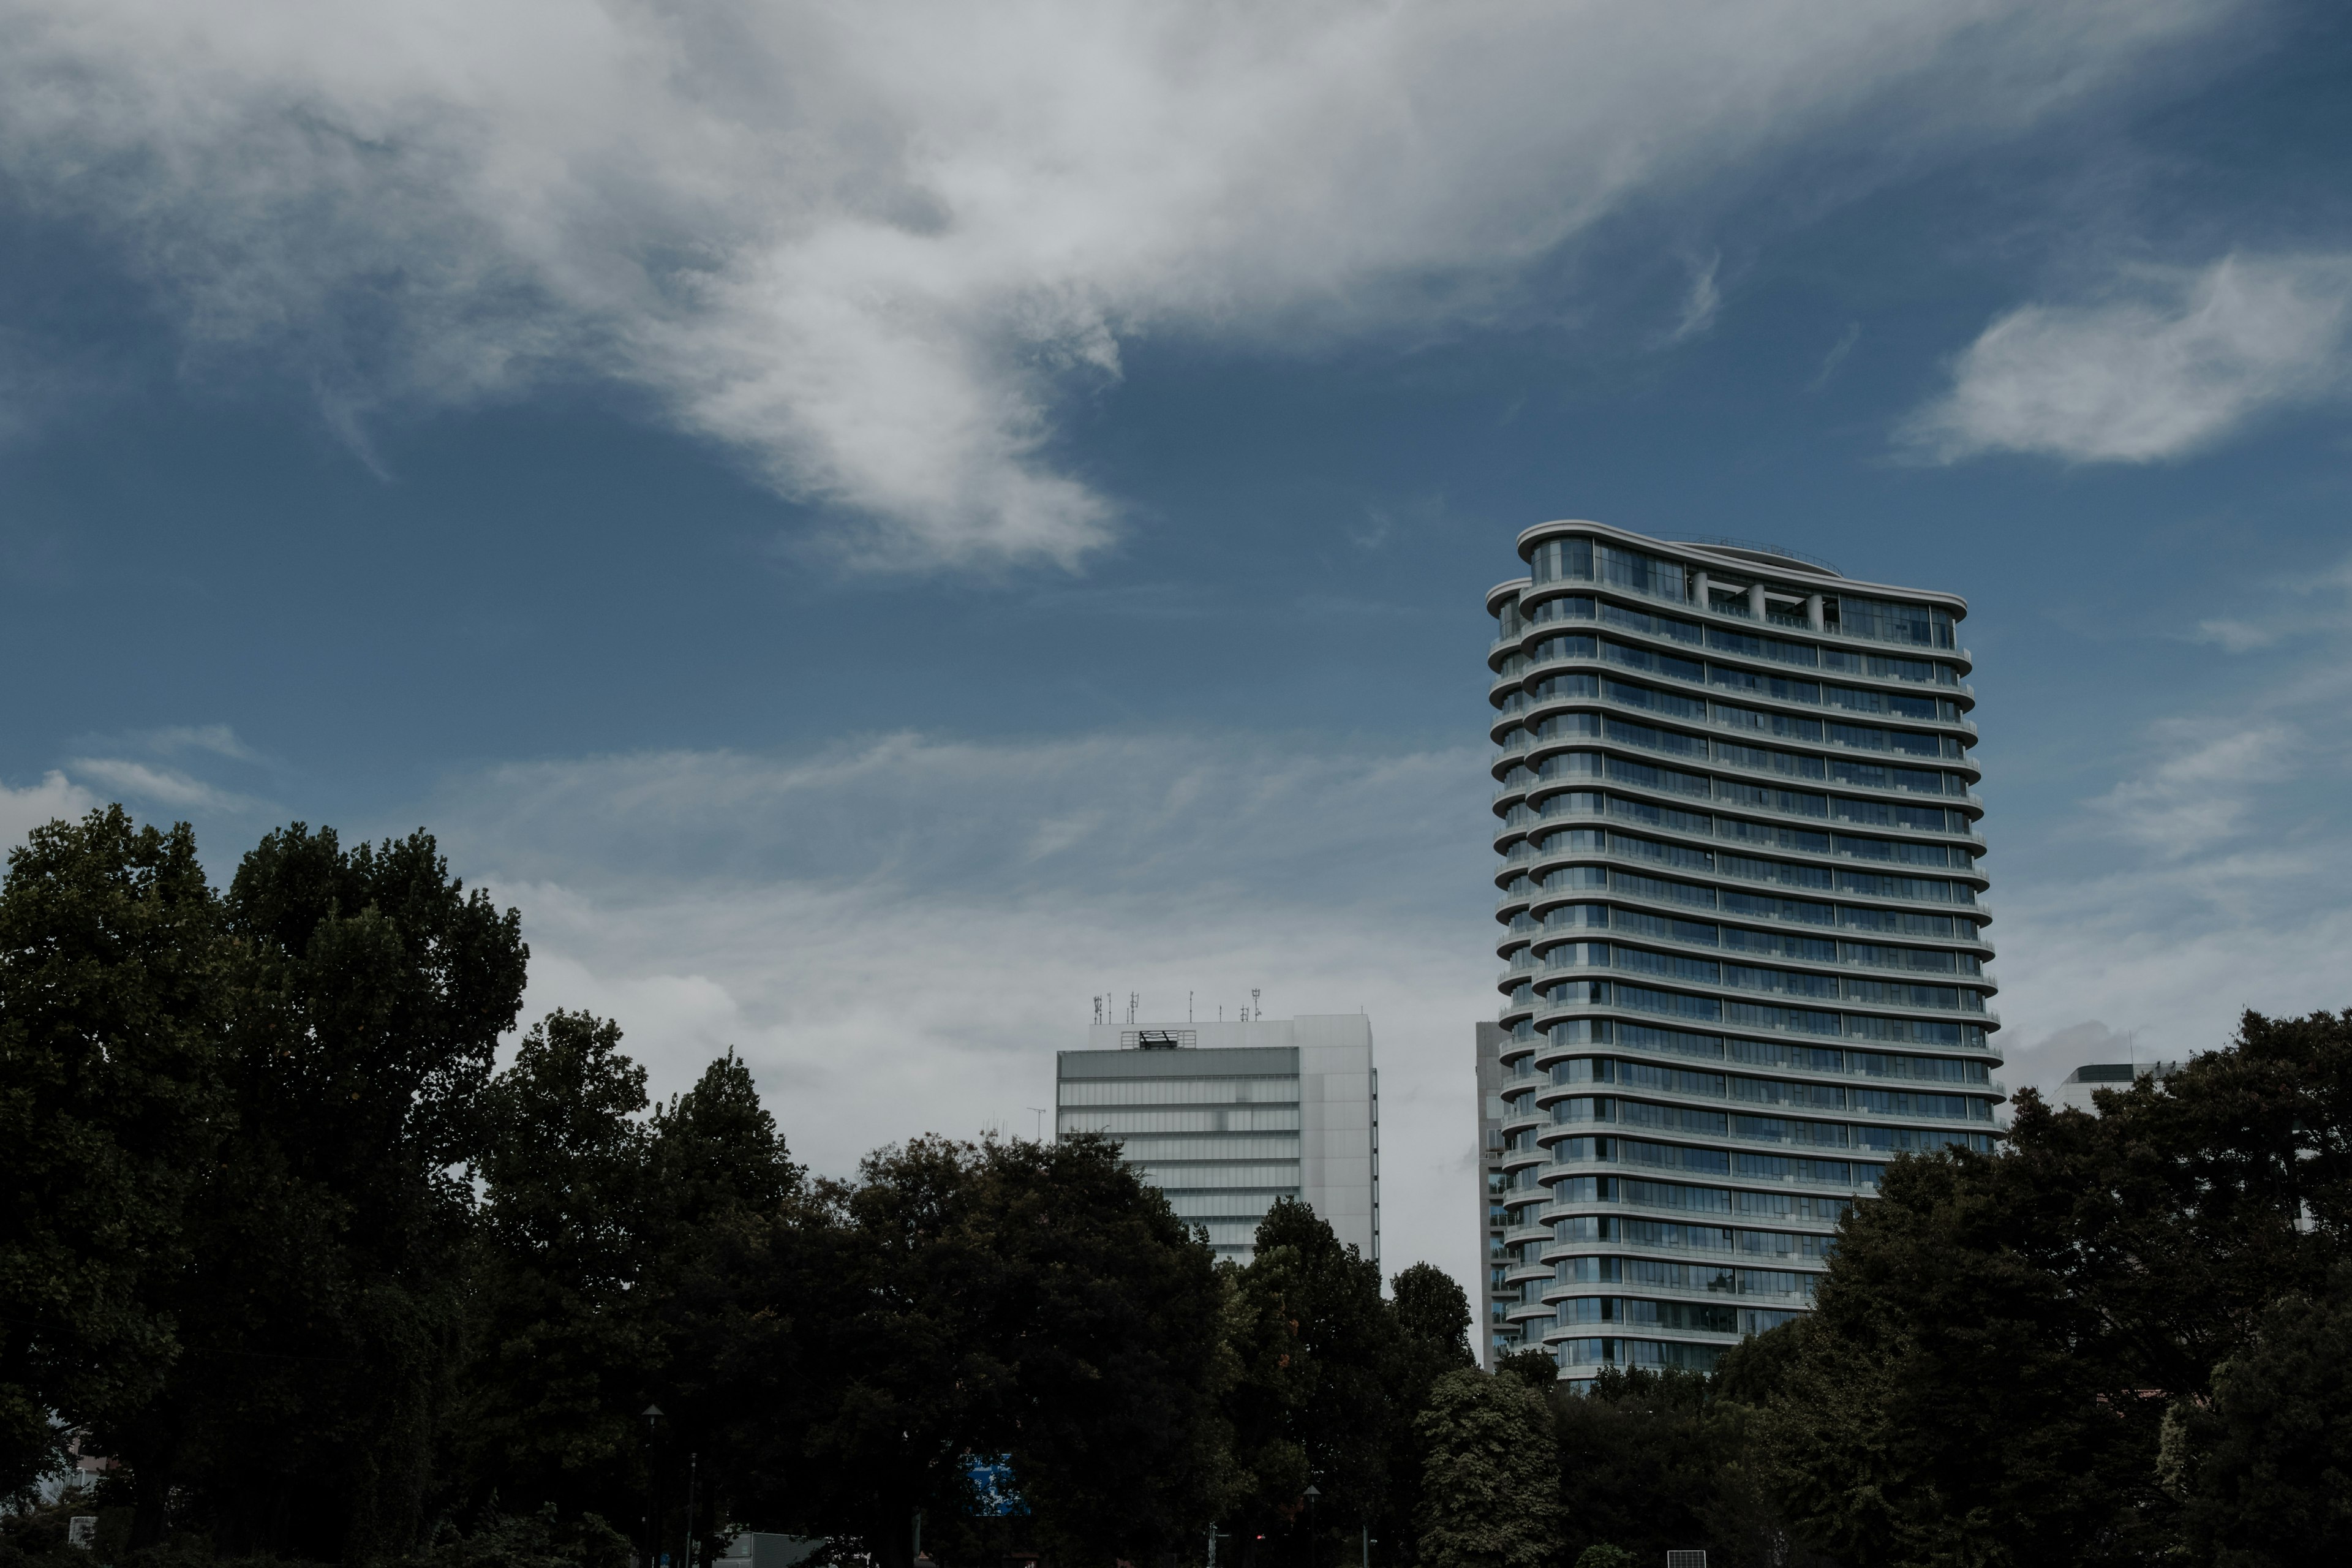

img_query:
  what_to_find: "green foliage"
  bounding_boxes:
[1223,1199,1411,1557]
[400,1507,631,1568]
[761,1133,1234,1566]
[0,804,1509,1568]
[1492,1350,1556,1393]
[2160,1270,2352,1568]
[1549,1366,1803,1568]
[1569,1547,1634,1568]
[1744,1008,2352,1568]
[0,809,229,1500]
[1391,1264,1476,1373]
[454,1012,660,1520]
[1413,1369,1560,1568]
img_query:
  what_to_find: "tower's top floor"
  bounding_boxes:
[1076,1012,1374,1055]
[1485,520,1967,657]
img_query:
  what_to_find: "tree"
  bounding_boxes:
[101,824,529,1559]
[0,809,228,1500]
[2160,1271,2352,1566]
[953,1136,1234,1562]
[767,1134,1232,1567]
[1493,1349,1556,1393]
[455,1012,660,1525]
[1414,1368,1560,1568]
[1745,1008,2352,1568]
[1392,1264,1475,1374]
[1226,1200,1404,1561]
[1382,1262,1479,1561]
[643,1049,808,1566]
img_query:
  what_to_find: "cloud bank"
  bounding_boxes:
[1905,252,2352,464]
[0,0,2240,564]
[417,732,1499,1286]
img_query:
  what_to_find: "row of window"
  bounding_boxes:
[1505,888,1980,949]
[1514,696,1956,761]
[1516,815,1975,878]
[1536,1050,1991,1100]
[1532,943,1985,1012]
[1105,1133,1302,1161]
[1161,1189,1294,1219]
[1121,1161,1306,1191]
[1548,1084,1989,1130]
[1498,755,1978,839]
[1547,786,1972,840]
[1512,708,1973,786]
[1517,540,1959,652]
[1060,1106,1303,1136]
[1531,1174,1879,1217]
[1551,1212,1845,1256]
[1553,1256,1820,1296]
[1503,608,1964,703]
[1056,1076,1300,1108]
[1518,834,1981,901]
[1539,1173,1879,1219]
[1512,657,1965,734]
[1504,752,1972,826]
[1502,865,1982,933]
[1517,907,1984,974]
[1521,978,1988,1048]
[1542,1128,1985,1179]
[1552,1337,1726,1372]
[1518,1017,1992,1074]
[1555,1297,1743,1333]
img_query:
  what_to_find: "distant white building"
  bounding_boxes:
[1057,1014,1379,1264]
[2056,1060,2182,1114]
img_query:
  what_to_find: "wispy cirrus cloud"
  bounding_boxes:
[409,730,1496,1284]
[1903,252,2352,464]
[64,757,266,814]
[2191,552,2352,652]
[0,0,2246,567]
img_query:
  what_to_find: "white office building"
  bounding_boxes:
[1057,1014,1379,1264]
[2056,1060,2180,1114]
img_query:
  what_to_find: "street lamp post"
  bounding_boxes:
[641,1406,666,1568]
[1302,1486,1321,1568]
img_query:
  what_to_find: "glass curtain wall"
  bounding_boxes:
[1485,525,2001,1386]
[1058,1069,1303,1257]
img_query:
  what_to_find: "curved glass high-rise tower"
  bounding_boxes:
[1483,521,2001,1382]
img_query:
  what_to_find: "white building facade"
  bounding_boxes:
[1057,1014,1379,1264]
[1484,521,2004,1382]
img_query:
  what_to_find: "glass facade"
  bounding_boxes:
[1485,524,2001,1382]
[1056,1038,1342,1264]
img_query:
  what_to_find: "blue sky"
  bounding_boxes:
[5,0,2350,1288]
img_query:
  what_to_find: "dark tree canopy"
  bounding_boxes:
[0,810,227,1500]
[1413,1368,1559,1568]
[1735,1008,2352,1568]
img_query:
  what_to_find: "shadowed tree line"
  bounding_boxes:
[1406,1009,2352,1568]
[0,810,1481,1568]
[6,810,2348,1568]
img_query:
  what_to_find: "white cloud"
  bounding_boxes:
[1666,253,1724,344]
[1904,252,2352,464]
[2190,552,2352,652]
[2086,720,2299,856]
[143,724,260,762]
[0,771,101,850]
[415,731,1499,1291]
[1988,549,2352,1096]
[0,0,2241,565]
[64,758,265,813]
